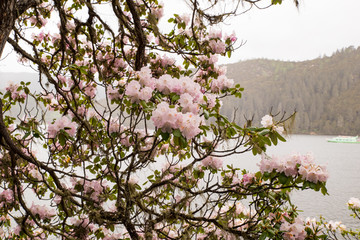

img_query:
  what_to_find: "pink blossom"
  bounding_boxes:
[210,75,234,92]
[5,83,27,100]
[107,85,122,100]
[151,102,179,133]
[209,40,226,54]
[125,80,141,102]
[280,218,306,240]
[83,84,97,98]
[0,189,14,203]
[128,176,139,185]
[258,154,279,173]
[140,87,153,101]
[201,156,223,169]
[298,162,328,183]
[204,93,217,108]
[160,55,175,67]
[242,173,255,186]
[114,58,127,69]
[30,204,56,219]
[48,116,78,138]
[208,28,222,39]
[177,112,203,139]
[137,66,155,88]
[156,74,173,94]
[178,93,199,114]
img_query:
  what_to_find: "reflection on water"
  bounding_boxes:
[225,135,360,229]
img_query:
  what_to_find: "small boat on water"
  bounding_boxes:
[327,136,360,143]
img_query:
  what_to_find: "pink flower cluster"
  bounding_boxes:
[280,217,306,240]
[5,83,27,100]
[0,189,14,207]
[209,39,226,54]
[30,203,56,220]
[200,156,223,169]
[258,154,329,183]
[107,85,122,100]
[125,80,153,103]
[48,116,78,138]
[71,178,108,201]
[151,102,203,139]
[178,93,200,114]
[242,173,255,186]
[156,75,202,101]
[210,75,234,93]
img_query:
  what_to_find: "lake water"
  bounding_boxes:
[225,134,360,229]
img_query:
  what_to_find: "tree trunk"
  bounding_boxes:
[0,0,16,58]
[0,0,39,58]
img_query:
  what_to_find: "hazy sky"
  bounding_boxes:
[0,0,359,72]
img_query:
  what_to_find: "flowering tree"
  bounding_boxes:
[0,0,353,239]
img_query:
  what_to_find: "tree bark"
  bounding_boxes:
[0,0,39,58]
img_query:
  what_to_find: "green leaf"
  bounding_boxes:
[272,0,282,4]
[259,232,268,240]
[279,173,288,185]
[160,131,170,141]
[173,129,182,137]
[58,133,66,146]
[252,147,257,156]
[270,132,278,145]
[321,185,328,195]
[275,131,286,142]
[259,129,270,136]
[180,136,188,148]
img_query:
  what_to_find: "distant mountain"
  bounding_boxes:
[1,46,359,135]
[223,46,360,135]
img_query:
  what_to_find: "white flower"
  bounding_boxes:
[275,125,284,135]
[348,197,360,209]
[261,115,273,128]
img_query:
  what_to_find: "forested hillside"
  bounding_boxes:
[222,46,360,135]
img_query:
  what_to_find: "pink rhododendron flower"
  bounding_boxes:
[5,83,27,100]
[210,75,234,93]
[208,28,222,39]
[201,156,223,169]
[83,84,97,98]
[178,93,199,114]
[30,204,56,219]
[48,116,78,138]
[280,218,306,240]
[298,162,328,183]
[151,102,179,133]
[242,173,255,186]
[259,153,329,183]
[107,85,122,100]
[137,66,155,89]
[177,112,203,139]
[209,39,226,54]
[0,189,14,205]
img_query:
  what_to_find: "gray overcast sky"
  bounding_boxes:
[1,0,359,72]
